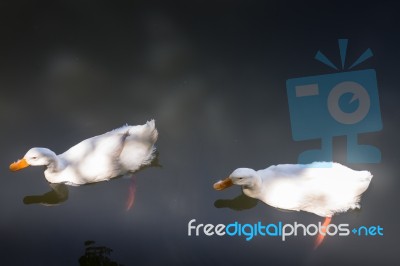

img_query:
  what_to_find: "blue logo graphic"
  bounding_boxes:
[286,39,382,164]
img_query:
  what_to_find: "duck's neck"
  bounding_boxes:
[242,177,263,199]
[45,154,65,173]
[44,155,68,184]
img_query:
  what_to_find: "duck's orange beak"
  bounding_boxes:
[9,158,30,171]
[213,177,233,190]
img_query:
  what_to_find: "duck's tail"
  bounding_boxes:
[132,120,158,166]
[119,119,157,144]
[352,170,373,203]
[143,119,158,144]
[360,170,373,183]
[113,119,158,143]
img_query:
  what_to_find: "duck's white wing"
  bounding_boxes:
[55,120,158,185]
[258,162,373,217]
[59,130,127,184]
[260,162,371,184]
[298,164,373,216]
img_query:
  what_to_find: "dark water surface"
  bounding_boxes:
[1,1,399,265]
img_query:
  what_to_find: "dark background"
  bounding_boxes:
[0,1,399,265]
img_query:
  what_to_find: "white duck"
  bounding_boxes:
[10,120,158,186]
[213,162,373,247]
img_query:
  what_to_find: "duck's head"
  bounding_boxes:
[213,168,259,190]
[10,148,56,171]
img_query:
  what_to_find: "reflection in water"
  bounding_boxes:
[214,193,258,211]
[126,175,136,211]
[23,183,69,206]
[125,151,161,211]
[125,150,162,211]
[79,240,123,266]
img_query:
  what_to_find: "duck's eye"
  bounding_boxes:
[32,157,37,160]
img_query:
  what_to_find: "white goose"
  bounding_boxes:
[10,120,158,186]
[213,162,373,247]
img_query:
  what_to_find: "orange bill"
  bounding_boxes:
[9,158,30,171]
[213,177,233,190]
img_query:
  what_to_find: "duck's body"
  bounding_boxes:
[214,162,372,217]
[10,120,158,186]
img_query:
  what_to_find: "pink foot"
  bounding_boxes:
[314,216,332,250]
